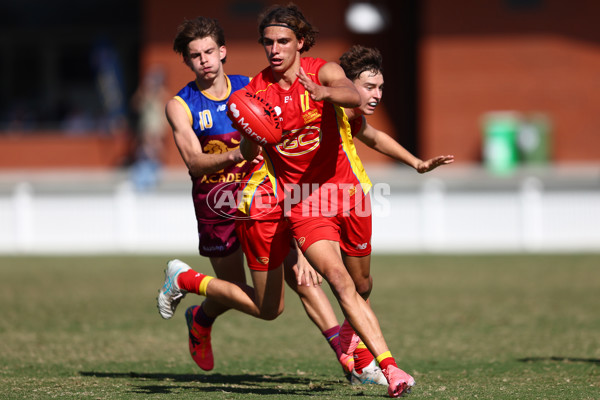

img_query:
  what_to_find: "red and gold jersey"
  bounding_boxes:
[237,159,282,221]
[244,57,371,218]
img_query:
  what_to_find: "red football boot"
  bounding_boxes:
[185,306,214,371]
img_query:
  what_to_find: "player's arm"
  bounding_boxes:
[356,119,455,173]
[297,63,360,108]
[166,98,245,177]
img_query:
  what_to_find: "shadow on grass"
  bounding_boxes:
[80,371,339,396]
[518,356,600,365]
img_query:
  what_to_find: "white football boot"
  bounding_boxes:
[157,259,191,319]
[350,359,388,385]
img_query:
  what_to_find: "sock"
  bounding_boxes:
[177,269,214,295]
[376,351,397,373]
[322,325,342,359]
[194,303,216,328]
[339,319,360,355]
[353,342,374,374]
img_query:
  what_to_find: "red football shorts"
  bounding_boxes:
[289,195,372,256]
[197,220,240,258]
[235,217,293,271]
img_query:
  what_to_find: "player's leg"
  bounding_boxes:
[343,254,372,299]
[302,240,387,356]
[338,210,380,382]
[185,246,247,371]
[302,239,414,397]
[158,258,260,318]
[283,250,353,376]
[248,266,285,320]
[238,217,293,320]
[197,245,247,326]
[337,199,373,359]
[338,196,386,384]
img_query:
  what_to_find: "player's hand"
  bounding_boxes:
[416,154,455,174]
[240,136,262,161]
[249,148,263,164]
[297,67,327,102]
[232,147,262,164]
[295,252,323,287]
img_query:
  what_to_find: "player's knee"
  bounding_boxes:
[258,304,284,321]
[326,268,356,298]
[355,276,373,299]
[284,273,299,293]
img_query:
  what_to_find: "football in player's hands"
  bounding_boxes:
[227,90,282,145]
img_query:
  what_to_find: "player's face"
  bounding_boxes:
[261,26,304,74]
[185,37,226,82]
[353,70,384,116]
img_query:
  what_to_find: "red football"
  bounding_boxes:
[227,90,282,145]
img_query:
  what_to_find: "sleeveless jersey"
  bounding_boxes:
[174,74,252,223]
[243,57,371,218]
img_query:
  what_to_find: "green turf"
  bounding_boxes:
[0,254,599,399]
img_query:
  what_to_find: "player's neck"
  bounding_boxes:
[196,73,229,99]
[273,56,301,90]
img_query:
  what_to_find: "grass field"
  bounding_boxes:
[1,254,599,399]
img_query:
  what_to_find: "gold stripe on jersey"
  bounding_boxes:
[263,155,278,195]
[336,106,372,194]
[237,158,278,215]
[173,96,193,125]
[238,165,266,215]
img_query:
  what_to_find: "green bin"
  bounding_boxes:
[482,112,520,175]
[518,113,551,164]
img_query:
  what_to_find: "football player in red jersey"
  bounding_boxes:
[238,5,415,398]
[159,7,415,396]
[336,44,455,384]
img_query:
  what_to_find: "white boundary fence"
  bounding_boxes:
[1,166,599,254]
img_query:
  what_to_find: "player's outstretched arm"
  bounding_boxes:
[166,98,245,177]
[356,119,455,173]
[298,63,360,108]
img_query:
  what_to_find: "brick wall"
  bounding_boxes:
[420,0,600,162]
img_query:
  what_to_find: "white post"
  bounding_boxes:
[520,176,544,251]
[114,181,137,252]
[13,182,34,253]
[421,178,446,252]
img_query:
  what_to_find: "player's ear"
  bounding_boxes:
[297,38,304,52]
[220,46,227,62]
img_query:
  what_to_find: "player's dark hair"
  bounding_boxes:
[258,3,318,53]
[339,45,383,81]
[173,16,227,63]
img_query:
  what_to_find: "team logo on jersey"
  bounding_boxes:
[257,257,270,265]
[355,242,368,250]
[201,139,246,179]
[204,140,229,155]
[275,126,321,156]
[297,237,306,248]
[348,185,357,197]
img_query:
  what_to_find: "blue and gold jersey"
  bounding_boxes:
[174,74,252,223]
